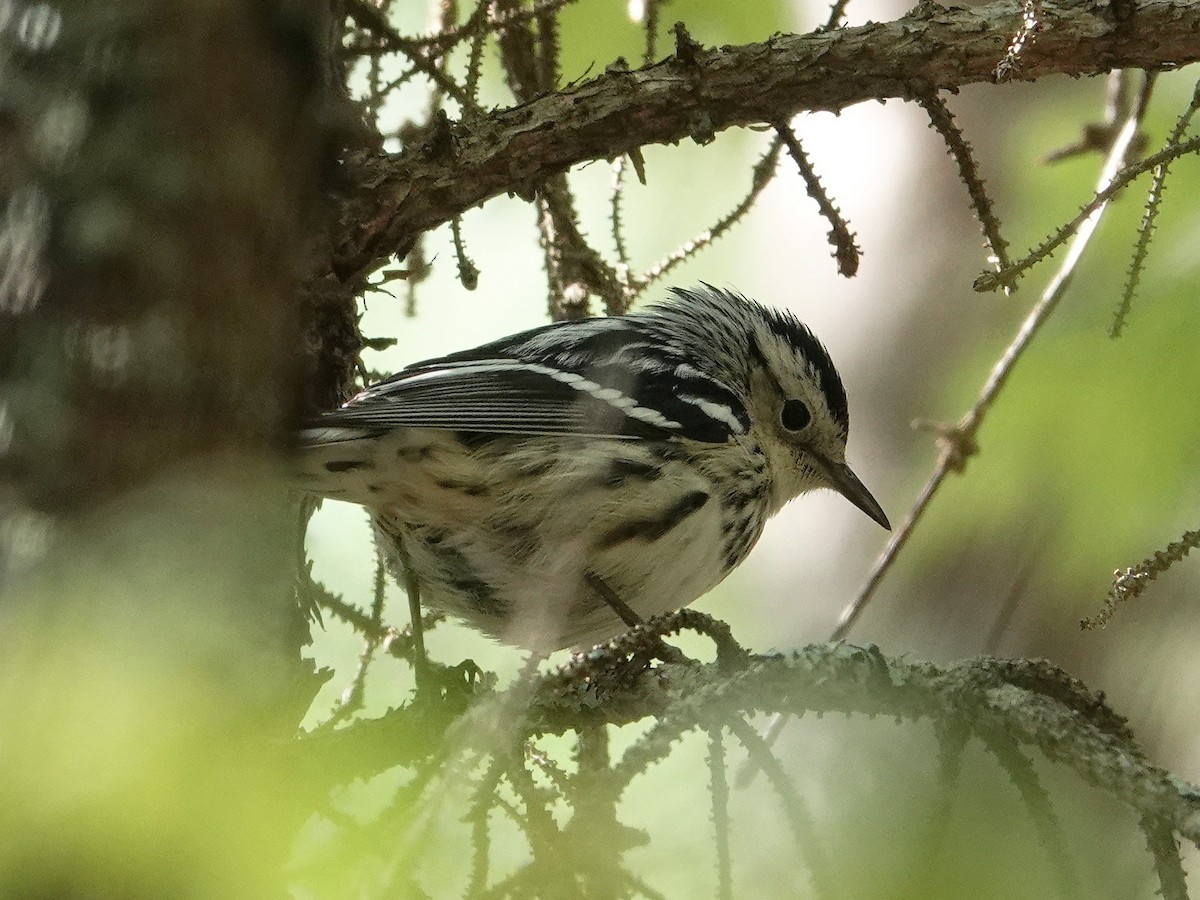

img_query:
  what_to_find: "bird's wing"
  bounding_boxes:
[305,318,750,444]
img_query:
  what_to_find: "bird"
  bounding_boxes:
[298,284,889,651]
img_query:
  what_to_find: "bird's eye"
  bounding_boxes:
[780,399,811,432]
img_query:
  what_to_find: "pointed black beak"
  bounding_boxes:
[816,457,891,530]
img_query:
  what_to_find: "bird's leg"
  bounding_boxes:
[585,572,685,665]
[395,536,430,695]
[584,571,643,629]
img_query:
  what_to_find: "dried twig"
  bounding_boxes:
[1082,528,1200,629]
[1113,78,1200,336]
[776,121,860,277]
[628,136,782,302]
[975,132,1200,293]
[823,0,851,31]
[919,92,1011,277]
[978,730,1081,899]
[707,726,733,900]
[1141,814,1190,900]
[451,215,480,290]
[610,154,632,285]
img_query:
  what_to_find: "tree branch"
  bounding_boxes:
[303,637,1200,854]
[333,0,1200,280]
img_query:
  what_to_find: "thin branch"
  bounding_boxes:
[829,76,1153,641]
[536,176,623,318]
[979,730,1081,899]
[823,0,851,31]
[622,873,670,900]
[610,154,632,285]
[494,0,543,100]
[503,749,562,867]
[525,739,572,797]
[975,131,1200,293]
[309,576,385,636]
[775,122,860,277]
[324,544,391,726]
[462,0,493,113]
[918,92,1012,277]
[892,722,968,898]
[725,716,836,900]
[349,25,478,109]
[466,758,506,898]
[406,0,580,55]
[707,726,733,900]
[641,0,665,66]
[1082,527,1200,629]
[343,0,402,45]
[1112,78,1200,336]
[610,715,695,793]
[535,4,561,92]
[451,215,480,289]
[982,542,1042,653]
[628,136,782,301]
[1142,814,1191,900]
[1043,70,1148,164]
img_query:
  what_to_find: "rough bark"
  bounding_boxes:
[0,1,335,893]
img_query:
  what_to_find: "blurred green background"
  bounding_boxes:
[297,0,1200,896]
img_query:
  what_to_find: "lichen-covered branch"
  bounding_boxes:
[300,632,1200,861]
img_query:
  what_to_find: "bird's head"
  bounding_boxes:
[658,285,890,529]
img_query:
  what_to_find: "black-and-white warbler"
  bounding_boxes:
[300,285,889,650]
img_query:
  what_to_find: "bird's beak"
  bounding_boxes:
[815,456,891,530]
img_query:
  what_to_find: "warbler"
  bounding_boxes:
[299,285,889,650]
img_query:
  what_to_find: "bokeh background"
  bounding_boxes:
[300,0,1200,895]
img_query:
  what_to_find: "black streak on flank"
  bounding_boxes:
[325,459,371,473]
[446,563,506,616]
[597,490,709,549]
[721,519,758,571]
